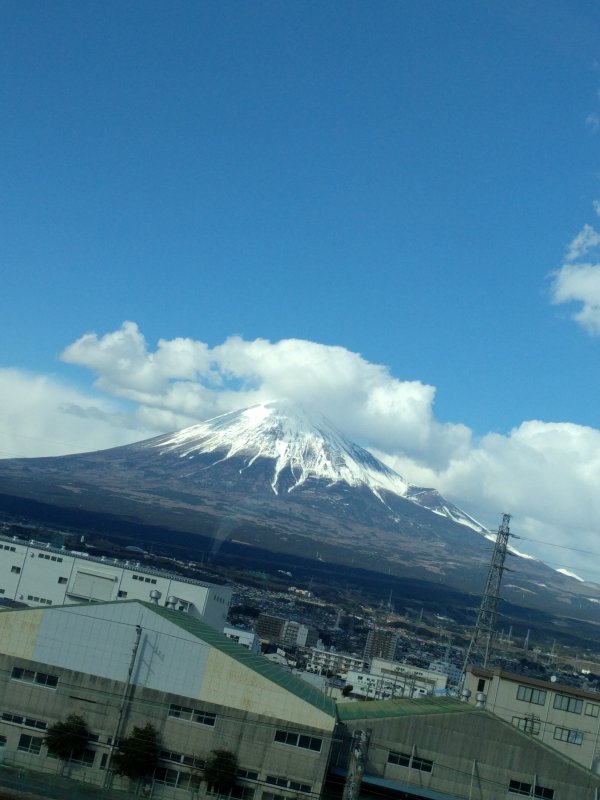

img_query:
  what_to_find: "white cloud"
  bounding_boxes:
[0,368,159,458]
[586,112,600,134]
[564,224,600,262]
[376,420,600,581]
[550,223,600,335]
[551,262,600,334]
[60,322,472,469]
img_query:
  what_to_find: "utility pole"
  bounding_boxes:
[342,729,370,800]
[461,514,512,679]
[103,624,143,788]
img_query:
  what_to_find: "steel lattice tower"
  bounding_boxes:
[462,513,512,677]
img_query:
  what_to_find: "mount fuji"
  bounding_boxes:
[0,401,599,617]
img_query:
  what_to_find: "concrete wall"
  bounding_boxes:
[0,603,337,798]
[338,709,600,800]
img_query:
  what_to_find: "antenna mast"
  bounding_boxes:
[462,513,512,677]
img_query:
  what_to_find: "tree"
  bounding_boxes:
[203,749,238,795]
[112,723,161,782]
[45,714,90,766]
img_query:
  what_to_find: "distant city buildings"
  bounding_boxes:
[255,613,318,649]
[346,657,447,700]
[363,626,399,660]
[306,648,365,676]
[223,625,261,654]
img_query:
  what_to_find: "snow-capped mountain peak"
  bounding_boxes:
[144,400,485,533]
[147,400,410,498]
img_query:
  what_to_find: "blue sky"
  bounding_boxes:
[3,1,600,579]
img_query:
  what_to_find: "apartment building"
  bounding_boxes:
[464,665,600,770]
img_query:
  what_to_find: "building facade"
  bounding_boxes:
[334,697,600,800]
[346,658,447,699]
[0,600,337,797]
[363,628,399,661]
[464,665,600,771]
[306,648,365,677]
[0,535,231,629]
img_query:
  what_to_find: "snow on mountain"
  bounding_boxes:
[145,400,484,532]
[556,567,585,582]
[147,401,409,497]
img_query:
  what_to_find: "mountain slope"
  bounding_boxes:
[0,401,598,619]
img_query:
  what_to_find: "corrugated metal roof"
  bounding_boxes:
[138,602,338,717]
[336,696,473,721]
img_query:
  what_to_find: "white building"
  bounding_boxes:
[306,647,365,676]
[0,536,231,630]
[223,625,261,653]
[347,658,448,699]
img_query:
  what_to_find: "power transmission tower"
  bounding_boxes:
[461,513,512,679]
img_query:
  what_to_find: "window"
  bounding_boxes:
[160,749,204,768]
[508,780,554,799]
[553,694,583,714]
[477,678,486,692]
[512,716,540,735]
[71,749,95,766]
[17,734,43,754]
[387,751,410,767]
[117,590,128,598]
[211,787,254,799]
[0,735,6,747]
[26,595,52,605]
[1,713,46,730]
[168,704,216,726]
[11,667,58,688]
[387,751,433,773]
[585,702,600,717]
[58,577,67,584]
[554,726,583,745]
[154,767,180,786]
[266,776,311,792]
[238,768,259,781]
[516,685,546,705]
[534,787,555,800]
[274,730,322,752]
[10,566,21,574]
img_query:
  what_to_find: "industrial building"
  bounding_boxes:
[0,600,337,797]
[346,658,447,700]
[0,535,231,629]
[0,601,599,799]
[333,696,600,800]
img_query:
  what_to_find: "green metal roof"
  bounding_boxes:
[138,602,338,718]
[335,695,474,721]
